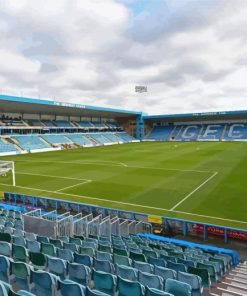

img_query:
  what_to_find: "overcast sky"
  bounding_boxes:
[1,0,247,115]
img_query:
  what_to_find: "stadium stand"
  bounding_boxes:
[146,123,247,142]
[0,205,245,296]
[13,135,49,151]
[147,126,174,141]
[0,138,18,154]
[41,134,72,145]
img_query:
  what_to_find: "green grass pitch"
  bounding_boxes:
[0,141,247,229]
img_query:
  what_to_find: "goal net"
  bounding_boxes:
[0,161,16,186]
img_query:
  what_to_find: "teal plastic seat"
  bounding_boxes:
[93,258,113,274]
[29,252,47,269]
[197,262,217,283]
[57,248,74,263]
[133,261,153,273]
[37,236,49,244]
[12,244,29,262]
[0,255,10,283]
[96,251,113,262]
[92,269,117,296]
[0,233,11,243]
[113,254,131,267]
[165,278,192,296]
[177,258,195,268]
[167,261,187,273]
[13,236,26,247]
[154,266,176,283]
[115,265,138,281]
[74,253,92,267]
[0,282,8,296]
[129,251,146,263]
[80,247,95,257]
[0,242,11,257]
[49,239,63,249]
[59,279,85,296]
[17,291,36,296]
[160,254,176,263]
[148,257,166,268]
[30,269,57,296]
[58,236,69,243]
[64,242,78,253]
[98,244,112,254]
[26,240,40,253]
[47,257,67,279]
[187,266,211,289]
[83,241,97,250]
[85,286,110,296]
[68,262,91,286]
[41,242,56,257]
[70,237,83,246]
[146,287,173,296]
[178,271,203,296]
[138,271,163,290]
[25,233,36,241]
[118,276,145,296]
[11,262,31,291]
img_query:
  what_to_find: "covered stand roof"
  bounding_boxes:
[0,95,141,118]
[144,110,247,123]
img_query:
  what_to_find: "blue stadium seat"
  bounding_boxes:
[64,242,79,252]
[117,276,145,296]
[0,256,10,283]
[115,265,138,281]
[167,261,187,273]
[58,279,85,296]
[30,269,57,296]
[146,287,173,296]
[26,240,40,253]
[177,271,203,296]
[154,266,176,283]
[57,248,74,263]
[68,262,91,286]
[148,257,166,268]
[138,271,163,290]
[92,269,117,296]
[165,278,192,296]
[74,253,93,267]
[11,262,31,291]
[85,286,110,296]
[133,261,154,273]
[0,242,11,257]
[93,258,113,274]
[0,282,8,296]
[47,257,67,279]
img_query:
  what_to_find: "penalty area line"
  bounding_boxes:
[16,171,90,182]
[170,171,218,211]
[56,180,92,192]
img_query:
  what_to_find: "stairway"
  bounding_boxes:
[209,262,247,296]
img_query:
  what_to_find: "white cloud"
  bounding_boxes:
[1,0,247,115]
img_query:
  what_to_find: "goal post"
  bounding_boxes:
[0,161,16,186]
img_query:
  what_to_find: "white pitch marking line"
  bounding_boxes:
[170,171,218,211]
[14,159,211,173]
[56,180,92,192]
[1,183,247,225]
[16,171,90,182]
[0,183,170,211]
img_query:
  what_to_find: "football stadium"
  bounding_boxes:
[1,1,247,296]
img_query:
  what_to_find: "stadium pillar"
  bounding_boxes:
[224,228,228,243]
[136,114,144,140]
[203,224,207,240]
